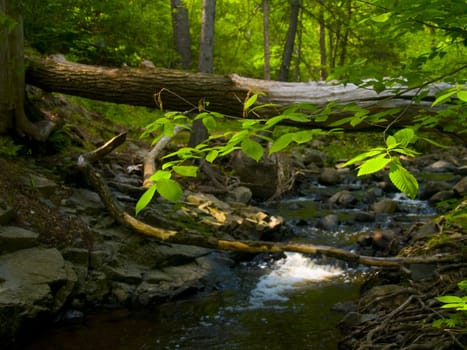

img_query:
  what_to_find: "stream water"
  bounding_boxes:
[16,190,436,350]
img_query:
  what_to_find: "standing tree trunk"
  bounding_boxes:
[198,0,216,73]
[190,0,216,147]
[318,5,327,80]
[338,0,352,66]
[0,0,55,141]
[262,0,271,80]
[278,0,301,82]
[170,0,192,69]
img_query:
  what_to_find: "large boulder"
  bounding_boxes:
[0,247,76,345]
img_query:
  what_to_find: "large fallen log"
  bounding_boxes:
[77,132,464,269]
[26,55,457,128]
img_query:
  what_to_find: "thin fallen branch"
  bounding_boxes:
[77,134,464,268]
[143,125,184,188]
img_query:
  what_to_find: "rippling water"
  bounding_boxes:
[16,253,361,350]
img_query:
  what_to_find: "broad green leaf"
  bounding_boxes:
[265,114,287,128]
[241,137,263,162]
[341,148,386,167]
[292,130,315,144]
[150,170,172,181]
[206,149,219,163]
[357,154,391,176]
[269,133,294,154]
[458,280,467,291]
[156,178,183,202]
[393,128,416,147]
[202,115,217,131]
[228,130,249,146]
[436,296,464,304]
[392,147,420,157]
[386,135,397,147]
[389,160,419,199]
[432,89,457,106]
[457,90,467,102]
[173,165,198,177]
[372,12,392,22]
[135,185,157,215]
[330,116,355,127]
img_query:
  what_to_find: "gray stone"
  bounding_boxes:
[67,188,104,212]
[424,160,455,173]
[21,174,58,196]
[354,211,376,222]
[318,214,340,231]
[453,176,467,195]
[61,247,89,267]
[0,226,39,253]
[372,199,398,213]
[429,190,455,204]
[227,186,252,204]
[319,167,341,185]
[328,190,356,207]
[410,263,437,281]
[0,248,76,343]
[102,264,144,284]
[83,271,109,302]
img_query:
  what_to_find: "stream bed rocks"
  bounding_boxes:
[0,135,466,348]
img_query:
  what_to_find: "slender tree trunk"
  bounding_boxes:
[198,0,216,73]
[294,6,303,81]
[338,0,352,66]
[262,0,271,80]
[318,7,327,80]
[191,0,216,148]
[170,0,192,69]
[278,0,300,82]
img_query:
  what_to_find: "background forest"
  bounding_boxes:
[23,0,467,84]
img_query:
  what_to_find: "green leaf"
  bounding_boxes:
[156,178,183,202]
[244,93,259,112]
[386,135,397,147]
[202,115,217,131]
[292,130,315,144]
[436,296,464,304]
[206,149,219,163]
[341,148,386,167]
[432,89,457,106]
[135,185,157,215]
[457,90,467,102]
[150,170,172,181]
[357,154,391,176]
[389,160,419,199]
[393,128,417,147]
[269,133,294,154]
[173,165,198,177]
[241,137,263,162]
[372,12,392,22]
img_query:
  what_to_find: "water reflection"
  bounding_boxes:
[16,253,360,350]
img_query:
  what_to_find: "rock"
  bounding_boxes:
[302,149,326,167]
[319,167,341,185]
[419,180,452,200]
[318,214,340,231]
[354,211,376,222]
[328,190,356,207]
[409,263,438,281]
[370,229,398,252]
[429,190,456,204]
[0,201,14,225]
[0,226,39,253]
[20,174,58,196]
[372,199,398,214]
[456,165,467,176]
[66,188,104,212]
[0,248,76,344]
[226,186,252,204]
[453,176,467,195]
[409,222,438,241]
[61,247,89,267]
[424,160,456,173]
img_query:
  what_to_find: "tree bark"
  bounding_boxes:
[262,0,271,80]
[25,55,453,130]
[0,0,55,140]
[198,0,216,73]
[278,0,301,82]
[171,0,193,69]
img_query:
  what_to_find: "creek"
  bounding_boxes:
[15,183,437,350]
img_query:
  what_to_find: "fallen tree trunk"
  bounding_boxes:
[26,55,456,128]
[77,132,464,269]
